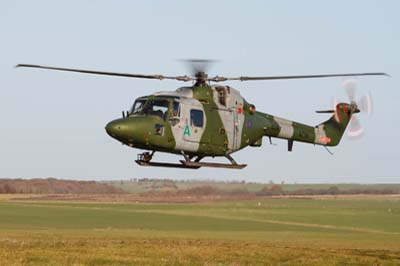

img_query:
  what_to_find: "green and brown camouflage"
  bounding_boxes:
[105,84,355,159]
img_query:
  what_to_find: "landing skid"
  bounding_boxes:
[135,160,200,169]
[180,160,246,169]
[135,152,246,169]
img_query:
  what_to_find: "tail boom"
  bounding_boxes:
[262,103,354,147]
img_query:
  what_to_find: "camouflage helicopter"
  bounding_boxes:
[16,61,387,169]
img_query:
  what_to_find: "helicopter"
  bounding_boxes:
[16,61,388,169]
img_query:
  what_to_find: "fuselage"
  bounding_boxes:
[105,85,352,157]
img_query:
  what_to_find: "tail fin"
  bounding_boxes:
[316,103,355,146]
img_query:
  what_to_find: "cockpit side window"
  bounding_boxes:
[172,101,180,117]
[168,101,180,127]
[143,99,170,120]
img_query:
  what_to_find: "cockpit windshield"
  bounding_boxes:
[130,99,146,114]
[130,98,170,120]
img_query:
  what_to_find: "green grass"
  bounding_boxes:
[0,197,399,265]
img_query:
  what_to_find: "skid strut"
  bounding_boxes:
[135,151,200,169]
[180,153,246,169]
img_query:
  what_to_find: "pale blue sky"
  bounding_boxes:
[0,1,398,183]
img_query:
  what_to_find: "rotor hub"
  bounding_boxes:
[350,101,360,114]
[194,71,208,86]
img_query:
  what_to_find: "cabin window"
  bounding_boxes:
[190,109,204,128]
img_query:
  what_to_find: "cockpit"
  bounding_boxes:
[129,96,180,121]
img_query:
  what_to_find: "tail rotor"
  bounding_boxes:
[343,79,373,139]
[316,78,373,140]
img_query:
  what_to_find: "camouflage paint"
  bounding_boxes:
[105,85,354,157]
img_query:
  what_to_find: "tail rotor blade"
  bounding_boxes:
[343,78,357,102]
[348,115,364,139]
[358,91,373,116]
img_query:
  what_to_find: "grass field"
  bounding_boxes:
[0,196,399,265]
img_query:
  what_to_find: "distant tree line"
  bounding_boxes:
[141,184,400,197]
[0,178,125,194]
[1,178,399,196]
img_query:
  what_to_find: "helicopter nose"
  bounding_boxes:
[105,117,151,146]
[105,119,130,140]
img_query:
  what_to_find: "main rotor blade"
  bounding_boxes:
[16,64,194,81]
[216,72,389,82]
